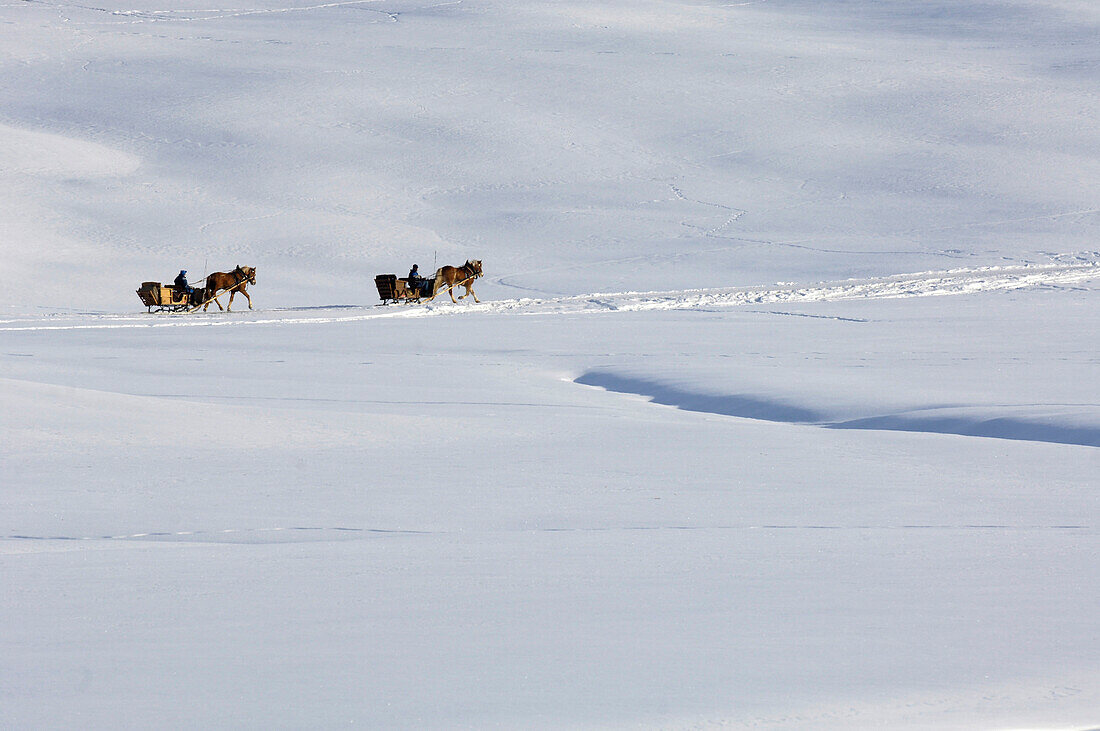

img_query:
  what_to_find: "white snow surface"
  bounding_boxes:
[2,0,1099,728]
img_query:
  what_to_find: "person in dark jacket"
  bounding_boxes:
[407,264,430,297]
[174,270,194,295]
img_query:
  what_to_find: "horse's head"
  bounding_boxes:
[236,265,257,284]
[467,260,483,277]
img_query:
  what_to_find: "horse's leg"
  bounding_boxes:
[241,287,253,309]
[203,281,224,311]
[448,280,459,303]
[226,290,235,312]
[456,280,478,302]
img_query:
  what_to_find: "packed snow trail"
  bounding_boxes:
[1,259,1096,331]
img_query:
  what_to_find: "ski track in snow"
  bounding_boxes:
[3,522,1089,549]
[22,0,395,24]
[2,259,1097,332]
[1,526,428,546]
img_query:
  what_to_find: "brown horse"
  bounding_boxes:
[202,265,256,311]
[432,259,483,303]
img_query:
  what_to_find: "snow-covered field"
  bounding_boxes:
[2,0,1098,727]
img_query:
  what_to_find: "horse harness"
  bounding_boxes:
[456,263,481,286]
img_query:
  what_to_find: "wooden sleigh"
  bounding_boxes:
[373,274,441,305]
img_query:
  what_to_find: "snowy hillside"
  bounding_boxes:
[2,0,1098,728]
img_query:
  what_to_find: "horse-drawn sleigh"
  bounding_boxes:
[375,260,483,305]
[137,266,257,313]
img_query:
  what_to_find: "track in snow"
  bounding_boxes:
[3,522,1086,549]
[1,259,1097,332]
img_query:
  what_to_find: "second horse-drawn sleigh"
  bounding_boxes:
[137,266,257,313]
[375,260,483,305]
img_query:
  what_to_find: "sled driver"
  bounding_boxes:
[408,264,430,297]
[174,270,194,295]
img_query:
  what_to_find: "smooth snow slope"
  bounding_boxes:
[2,0,1098,728]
